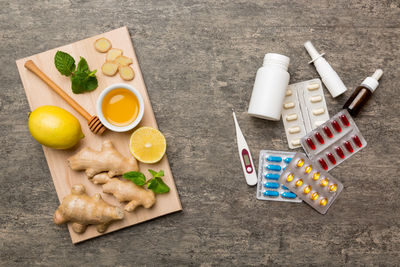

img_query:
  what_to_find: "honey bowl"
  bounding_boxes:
[97,83,144,132]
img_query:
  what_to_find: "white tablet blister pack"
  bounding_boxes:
[282,79,330,149]
[256,150,302,203]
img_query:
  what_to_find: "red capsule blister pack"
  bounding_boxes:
[300,109,367,171]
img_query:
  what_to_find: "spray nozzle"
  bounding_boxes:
[371,69,383,81]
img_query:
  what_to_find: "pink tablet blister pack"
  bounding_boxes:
[300,109,367,171]
[279,152,343,214]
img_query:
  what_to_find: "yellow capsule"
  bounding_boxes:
[295,179,303,187]
[312,172,320,180]
[320,198,328,206]
[296,159,304,167]
[304,165,312,174]
[286,173,294,182]
[303,185,311,194]
[310,192,319,200]
[320,178,329,187]
[329,184,337,192]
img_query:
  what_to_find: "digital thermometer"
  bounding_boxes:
[232,111,257,186]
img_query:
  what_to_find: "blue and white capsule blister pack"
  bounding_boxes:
[279,152,343,214]
[282,79,330,149]
[256,150,302,203]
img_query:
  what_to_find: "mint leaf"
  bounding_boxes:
[71,72,88,94]
[54,51,75,76]
[123,171,146,186]
[147,177,170,194]
[148,169,164,178]
[76,57,89,73]
[85,75,98,92]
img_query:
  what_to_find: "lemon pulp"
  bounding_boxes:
[129,127,166,163]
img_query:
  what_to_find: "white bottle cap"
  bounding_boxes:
[361,69,383,92]
[263,53,290,71]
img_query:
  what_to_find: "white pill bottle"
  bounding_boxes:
[248,53,290,121]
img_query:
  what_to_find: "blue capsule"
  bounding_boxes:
[264,182,279,189]
[281,185,289,190]
[281,192,297,199]
[284,157,292,163]
[264,191,279,197]
[265,173,280,180]
[267,156,282,162]
[266,165,281,171]
[283,167,286,170]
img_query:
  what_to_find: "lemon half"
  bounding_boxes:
[129,127,166,163]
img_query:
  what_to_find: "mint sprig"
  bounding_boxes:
[123,169,170,194]
[54,51,98,94]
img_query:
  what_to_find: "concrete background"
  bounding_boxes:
[1,0,400,266]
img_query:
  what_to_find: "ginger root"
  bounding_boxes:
[119,66,135,81]
[90,173,156,212]
[68,140,138,178]
[114,55,133,66]
[94,38,112,53]
[101,62,119,76]
[53,184,124,233]
[106,48,123,61]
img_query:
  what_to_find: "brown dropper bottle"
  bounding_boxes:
[343,69,383,116]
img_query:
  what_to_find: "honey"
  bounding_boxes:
[102,88,139,126]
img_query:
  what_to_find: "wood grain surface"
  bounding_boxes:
[2,0,400,265]
[15,27,182,243]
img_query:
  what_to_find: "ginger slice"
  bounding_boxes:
[106,48,123,61]
[91,173,156,212]
[53,184,124,233]
[119,66,135,81]
[114,55,133,66]
[94,38,112,53]
[101,62,119,76]
[68,140,139,178]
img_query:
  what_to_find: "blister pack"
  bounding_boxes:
[256,150,302,203]
[282,79,330,149]
[300,109,367,171]
[279,152,343,214]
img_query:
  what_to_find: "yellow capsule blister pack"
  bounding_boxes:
[279,152,343,214]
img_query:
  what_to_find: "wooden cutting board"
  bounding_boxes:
[16,26,182,244]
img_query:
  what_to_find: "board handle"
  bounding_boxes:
[24,60,92,122]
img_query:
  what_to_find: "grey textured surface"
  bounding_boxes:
[1,0,400,266]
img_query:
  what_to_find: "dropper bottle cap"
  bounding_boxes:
[361,69,383,92]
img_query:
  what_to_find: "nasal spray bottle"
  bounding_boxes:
[304,41,347,98]
[248,53,290,120]
[343,69,383,116]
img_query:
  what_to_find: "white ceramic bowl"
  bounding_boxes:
[97,83,144,132]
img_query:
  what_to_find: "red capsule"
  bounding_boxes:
[315,132,324,144]
[326,152,336,164]
[318,158,328,170]
[331,120,342,133]
[340,114,350,127]
[306,138,316,150]
[353,135,363,147]
[335,147,345,159]
[323,126,333,138]
[344,141,353,153]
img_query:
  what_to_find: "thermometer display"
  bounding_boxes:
[241,149,253,173]
[233,111,257,186]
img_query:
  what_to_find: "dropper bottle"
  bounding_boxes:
[343,69,383,116]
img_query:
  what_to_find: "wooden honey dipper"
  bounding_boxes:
[24,60,106,135]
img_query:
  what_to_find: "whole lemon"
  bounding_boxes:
[28,105,85,149]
